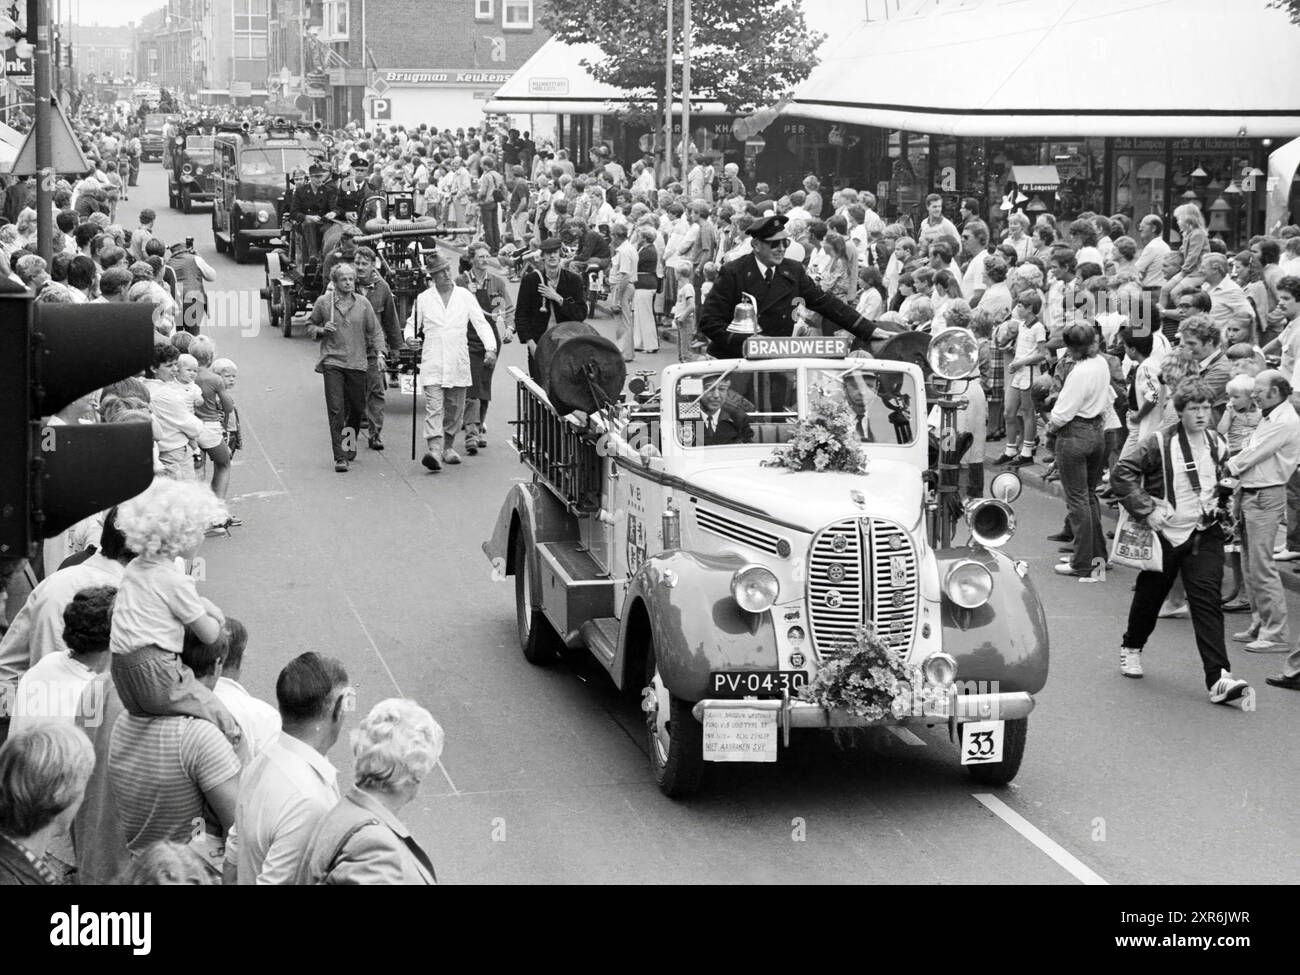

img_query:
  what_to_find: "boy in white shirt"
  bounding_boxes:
[146,344,203,481]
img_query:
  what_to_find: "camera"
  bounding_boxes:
[185,236,194,250]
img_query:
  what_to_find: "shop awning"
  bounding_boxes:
[786,0,1300,138]
[1008,165,1060,193]
[485,36,730,116]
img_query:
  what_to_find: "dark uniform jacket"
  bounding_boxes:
[703,402,753,445]
[699,252,874,358]
[515,267,587,343]
[290,180,337,222]
[1110,423,1229,521]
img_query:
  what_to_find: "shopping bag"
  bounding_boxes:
[1111,507,1163,572]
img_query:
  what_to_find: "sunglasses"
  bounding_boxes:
[764,239,790,249]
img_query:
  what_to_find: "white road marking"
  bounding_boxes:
[226,489,289,503]
[245,422,462,796]
[973,793,1108,885]
[887,727,926,746]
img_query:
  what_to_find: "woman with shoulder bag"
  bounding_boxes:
[294,700,442,885]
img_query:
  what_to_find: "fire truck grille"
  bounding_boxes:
[807,518,917,657]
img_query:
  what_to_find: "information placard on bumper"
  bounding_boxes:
[703,707,778,762]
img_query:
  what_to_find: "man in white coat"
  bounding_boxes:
[405,252,498,472]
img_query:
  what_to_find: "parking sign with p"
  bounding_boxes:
[372,98,391,120]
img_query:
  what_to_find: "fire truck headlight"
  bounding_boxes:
[731,565,779,614]
[943,560,993,609]
[922,652,958,687]
[257,210,269,223]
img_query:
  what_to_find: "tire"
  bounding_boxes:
[643,635,704,798]
[280,283,294,338]
[266,279,281,332]
[232,231,250,264]
[180,186,192,214]
[513,531,562,664]
[966,717,1028,786]
[213,214,229,254]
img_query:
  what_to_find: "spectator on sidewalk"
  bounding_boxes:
[233,652,350,885]
[1111,379,1252,707]
[0,722,95,885]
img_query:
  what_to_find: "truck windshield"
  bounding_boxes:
[185,136,214,159]
[239,147,311,178]
[674,365,918,448]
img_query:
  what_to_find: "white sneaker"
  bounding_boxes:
[1158,603,1191,619]
[1209,669,1250,705]
[1273,550,1300,562]
[1120,647,1143,678]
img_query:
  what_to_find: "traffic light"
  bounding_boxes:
[0,290,157,558]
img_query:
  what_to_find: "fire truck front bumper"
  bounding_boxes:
[691,691,1035,736]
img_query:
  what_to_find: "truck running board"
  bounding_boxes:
[535,541,615,650]
[578,618,620,666]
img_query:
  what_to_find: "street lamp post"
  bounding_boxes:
[32,0,53,265]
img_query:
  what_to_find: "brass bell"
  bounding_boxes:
[727,291,760,335]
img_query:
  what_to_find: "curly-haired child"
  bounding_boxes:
[110,479,242,749]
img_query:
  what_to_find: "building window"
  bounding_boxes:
[320,0,349,40]
[476,0,494,21]
[502,0,533,30]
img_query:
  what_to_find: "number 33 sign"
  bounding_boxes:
[959,720,1004,765]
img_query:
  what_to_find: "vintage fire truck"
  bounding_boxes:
[484,329,1049,797]
[164,119,218,213]
[210,119,328,264]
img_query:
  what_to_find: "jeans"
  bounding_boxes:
[479,203,500,253]
[611,281,635,360]
[1122,525,1232,689]
[323,366,366,462]
[365,358,387,437]
[1056,417,1107,573]
[423,385,467,452]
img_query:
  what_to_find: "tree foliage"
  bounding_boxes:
[1268,0,1300,24]
[541,0,824,115]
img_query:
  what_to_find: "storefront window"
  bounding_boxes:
[886,131,930,229]
[1170,140,1257,249]
[1112,138,1166,226]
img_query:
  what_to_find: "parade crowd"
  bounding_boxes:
[3,97,1300,884]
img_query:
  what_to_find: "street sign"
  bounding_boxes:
[9,99,90,176]
[371,97,391,120]
[371,75,389,96]
[231,81,252,98]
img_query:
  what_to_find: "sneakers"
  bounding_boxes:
[1008,455,1034,468]
[993,451,1018,466]
[1273,550,1300,561]
[1120,647,1143,678]
[1209,670,1251,706]
[1243,639,1288,653]
[1158,603,1191,619]
[1230,629,1260,643]
[443,448,462,465]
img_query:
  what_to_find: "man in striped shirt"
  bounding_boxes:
[107,633,241,873]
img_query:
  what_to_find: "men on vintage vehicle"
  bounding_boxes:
[334,155,371,219]
[291,163,338,264]
[698,373,753,445]
[563,218,612,319]
[461,242,515,454]
[699,214,879,358]
[353,246,402,452]
[404,253,498,473]
[514,237,587,381]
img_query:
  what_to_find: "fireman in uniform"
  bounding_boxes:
[290,162,338,264]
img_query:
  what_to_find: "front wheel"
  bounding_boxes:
[513,531,562,664]
[279,283,295,337]
[232,231,250,264]
[966,717,1028,786]
[644,636,704,798]
[180,186,192,214]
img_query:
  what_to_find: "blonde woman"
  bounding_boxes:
[1001,212,1032,262]
[294,699,443,885]
[1163,202,1208,304]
